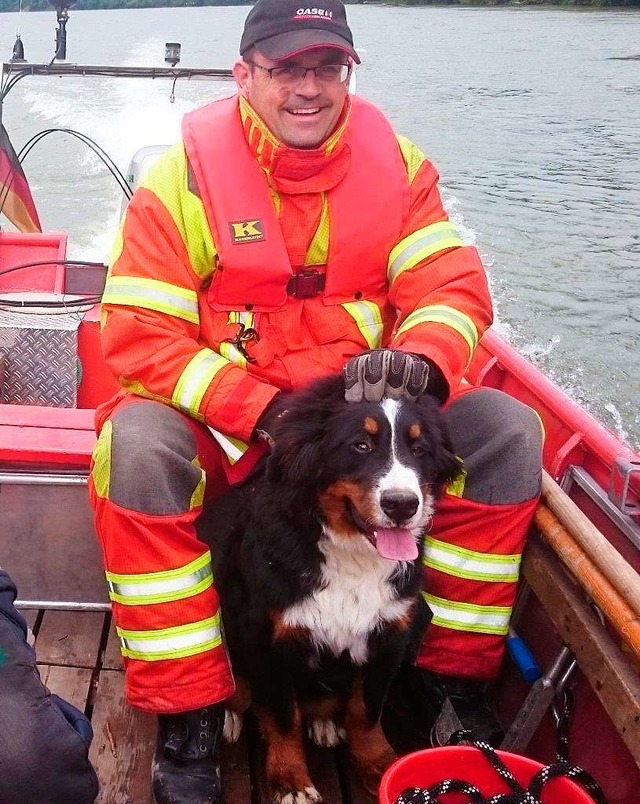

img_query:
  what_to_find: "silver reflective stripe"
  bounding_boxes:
[172,349,229,416]
[423,537,521,583]
[208,427,248,465]
[341,301,383,349]
[102,276,199,324]
[118,613,223,661]
[106,552,213,605]
[395,305,478,356]
[219,341,247,369]
[388,222,463,284]
[423,592,511,636]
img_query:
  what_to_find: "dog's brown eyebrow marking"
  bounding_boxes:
[363,417,379,435]
[409,423,422,439]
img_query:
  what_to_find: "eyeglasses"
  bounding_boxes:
[247,61,351,88]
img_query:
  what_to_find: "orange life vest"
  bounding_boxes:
[182,95,411,313]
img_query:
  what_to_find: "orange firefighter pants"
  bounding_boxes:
[90,386,542,713]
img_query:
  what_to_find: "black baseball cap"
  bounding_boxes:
[240,0,361,64]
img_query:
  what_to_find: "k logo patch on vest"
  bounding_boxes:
[229,219,265,244]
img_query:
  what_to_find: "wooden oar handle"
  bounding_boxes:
[541,470,640,617]
[534,502,640,665]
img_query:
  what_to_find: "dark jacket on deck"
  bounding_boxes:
[0,569,99,804]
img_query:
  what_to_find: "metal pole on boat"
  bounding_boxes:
[48,0,77,62]
[10,0,26,63]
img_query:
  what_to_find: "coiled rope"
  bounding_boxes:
[395,731,607,804]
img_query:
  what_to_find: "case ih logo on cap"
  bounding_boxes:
[229,219,265,244]
[295,7,333,19]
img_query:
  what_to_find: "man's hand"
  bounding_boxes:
[343,349,431,403]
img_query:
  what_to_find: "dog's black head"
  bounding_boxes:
[266,375,461,562]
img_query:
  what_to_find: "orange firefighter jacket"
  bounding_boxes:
[98,93,493,465]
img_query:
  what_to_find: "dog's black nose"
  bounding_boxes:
[380,490,419,524]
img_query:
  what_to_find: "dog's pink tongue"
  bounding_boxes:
[374,528,418,561]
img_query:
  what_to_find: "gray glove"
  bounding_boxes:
[343,349,430,403]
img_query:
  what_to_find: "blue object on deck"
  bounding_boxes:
[507,628,542,683]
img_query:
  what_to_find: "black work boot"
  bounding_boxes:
[382,663,504,752]
[424,669,504,747]
[152,704,224,804]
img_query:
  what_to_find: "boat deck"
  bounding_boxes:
[24,608,372,804]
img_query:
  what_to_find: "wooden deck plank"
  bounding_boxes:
[90,669,156,804]
[307,744,345,803]
[21,609,40,631]
[33,609,349,803]
[103,619,124,671]
[36,610,105,668]
[220,736,253,804]
[40,664,93,713]
[336,746,376,804]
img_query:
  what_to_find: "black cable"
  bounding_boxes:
[394,731,608,804]
[0,258,105,310]
[0,297,102,309]
[0,258,106,277]
[17,128,133,200]
[1,127,132,219]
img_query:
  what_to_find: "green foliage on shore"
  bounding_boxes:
[1,0,638,11]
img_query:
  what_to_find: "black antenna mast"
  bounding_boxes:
[48,0,77,62]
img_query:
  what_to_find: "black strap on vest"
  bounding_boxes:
[286,270,326,299]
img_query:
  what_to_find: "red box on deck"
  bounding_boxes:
[0,231,68,292]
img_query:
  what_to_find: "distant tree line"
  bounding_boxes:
[1,0,638,11]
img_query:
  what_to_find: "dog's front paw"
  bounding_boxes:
[307,717,346,748]
[223,709,243,743]
[272,786,322,804]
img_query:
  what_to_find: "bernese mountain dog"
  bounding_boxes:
[209,374,460,803]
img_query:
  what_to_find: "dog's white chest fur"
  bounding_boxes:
[281,533,411,665]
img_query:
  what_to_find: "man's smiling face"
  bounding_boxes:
[233,46,350,149]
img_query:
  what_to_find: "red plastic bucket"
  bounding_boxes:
[379,747,597,804]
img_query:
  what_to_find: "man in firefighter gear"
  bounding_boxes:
[0,568,99,804]
[90,0,543,801]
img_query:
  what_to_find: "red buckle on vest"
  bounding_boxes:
[287,270,326,299]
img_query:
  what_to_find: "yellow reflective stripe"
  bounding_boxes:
[396,305,479,356]
[208,428,249,465]
[423,592,511,636]
[107,551,213,606]
[117,613,222,661]
[446,462,467,498]
[396,134,426,184]
[388,221,463,284]
[190,457,206,511]
[120,380,172,408]
[224,312,256,366]
[341,301,384,350]
[109,221,124,270]
[172,349,229,418]
[102,276,199,324]
[91,420,112,499]
[139,143,216,280]
[228,311,255,328]
[423,537,521,583]
[219,341,247,369]
[306,192,329,266]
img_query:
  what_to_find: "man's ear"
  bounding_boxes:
[232,59,251,96]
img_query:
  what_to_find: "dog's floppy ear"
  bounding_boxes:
[266,375,345,491]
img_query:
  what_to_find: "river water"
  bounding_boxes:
[1,5,639,448]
